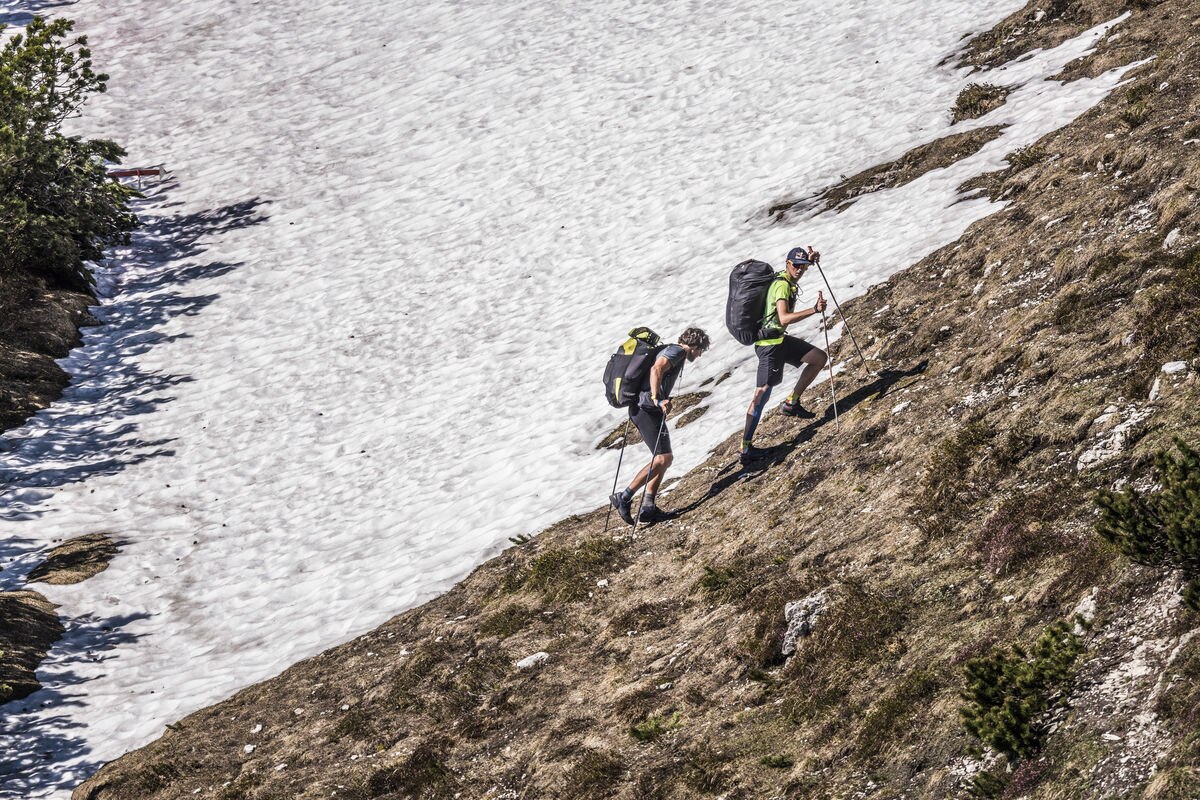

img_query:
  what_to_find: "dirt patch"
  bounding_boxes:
[0,590,64,703]
[27,533,121,585]
[761,126,1006,226]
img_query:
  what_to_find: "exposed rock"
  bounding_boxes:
[0,271,97,435]
[1076,404,1154,471]
[781,588,830,657]
[514,651,548,670]
[27,533,120,585]
[1148,360,1195,402]
[0,590,64,703]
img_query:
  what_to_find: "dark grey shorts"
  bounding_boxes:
[755,335,818,387]
[629,404,672,456]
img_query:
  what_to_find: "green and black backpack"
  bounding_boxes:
[602,327,664,408]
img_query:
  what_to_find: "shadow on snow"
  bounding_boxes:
[0,611,150,795]
[0,187,269,796]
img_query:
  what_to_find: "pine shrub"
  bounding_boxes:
[959,620,1084,760]
[1096,438,1200,609]
[0,17,137,291]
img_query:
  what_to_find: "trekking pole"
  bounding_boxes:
[819,291,840,432]
[604,420,631,533]
[631,415,667,534]
[811,259,869,369]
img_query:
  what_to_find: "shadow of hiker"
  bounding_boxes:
[0,191,270,525]
[808,359,930,429]
[670,359,930,517]
[0,610,151,797]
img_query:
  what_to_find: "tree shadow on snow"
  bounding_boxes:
[0,610,150,797]
[672,360,929,516]
[0,189,271,525]
[0,0,77,28]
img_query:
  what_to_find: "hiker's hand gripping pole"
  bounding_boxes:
[810,256,868,371]
[819,291,840,432]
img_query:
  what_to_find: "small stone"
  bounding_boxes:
[891,401,911,414]
[515,652,549,669]
[1162,361,1188,374]
[251,724,262,734]
[1103,732,1122,741]
[596,579,609,588]
[244,744,255,754]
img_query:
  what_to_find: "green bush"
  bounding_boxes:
[960,620,1084,760]
[1096,438,1200,609]
[0,17,137,291]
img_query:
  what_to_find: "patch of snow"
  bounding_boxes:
[1162,228,1181,249]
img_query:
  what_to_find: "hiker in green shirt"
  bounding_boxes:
[740,246,827,464]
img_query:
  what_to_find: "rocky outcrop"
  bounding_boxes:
[0,271,97,435]
[0,591,65,703]
[27,534,121,586]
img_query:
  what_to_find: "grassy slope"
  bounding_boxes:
[74,1,1200,798]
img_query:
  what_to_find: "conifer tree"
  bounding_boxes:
[1096,438,1200,609]
[0,17,136,291]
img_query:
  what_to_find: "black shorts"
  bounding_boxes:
[755,335,817,387]
[629,404,672,456]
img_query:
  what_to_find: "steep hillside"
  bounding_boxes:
[74,1,1200,798]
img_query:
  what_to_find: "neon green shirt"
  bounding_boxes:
[755,272,797,346]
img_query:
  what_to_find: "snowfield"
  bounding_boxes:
[0,0,1138,794]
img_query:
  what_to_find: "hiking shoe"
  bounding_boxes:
[780,400,816,419]
[739,446,769,466]
[609,492,634,525]
[636,505,676,525]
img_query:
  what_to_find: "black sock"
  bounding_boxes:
[644,493,657,510]
[620,487,633,502]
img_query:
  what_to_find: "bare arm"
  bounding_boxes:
[648,356,672,412]
[776,295,826,326]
